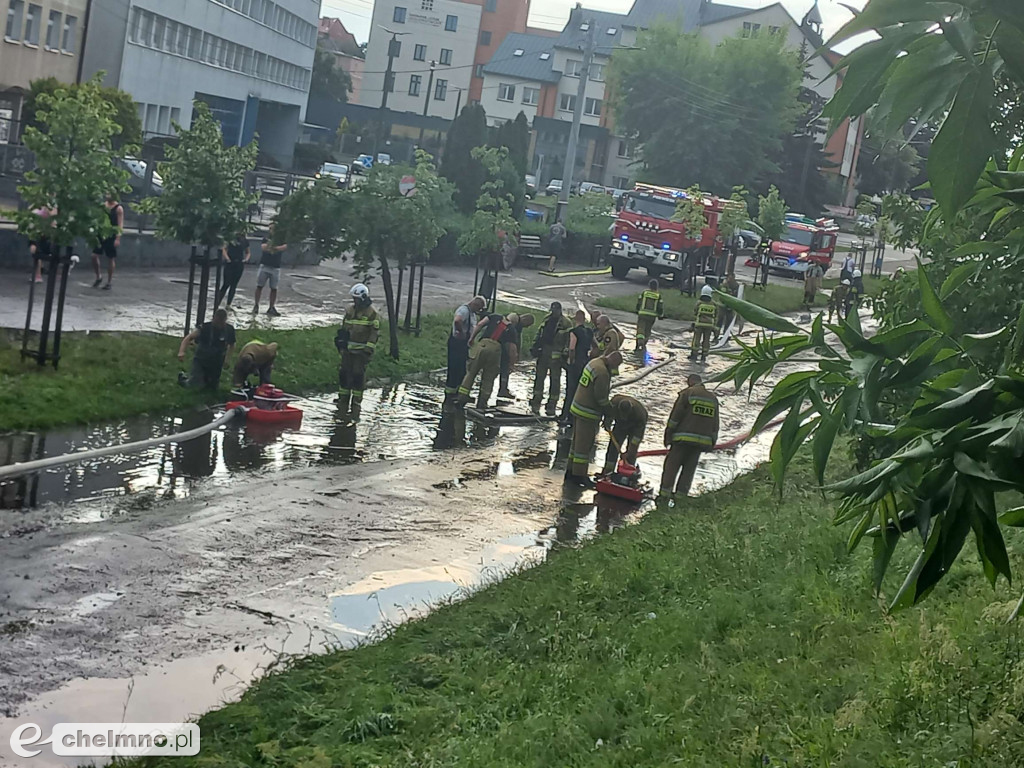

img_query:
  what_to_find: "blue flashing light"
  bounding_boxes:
[620,234,629,241]
[661,242,671,250]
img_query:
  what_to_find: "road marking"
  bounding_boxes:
[534,281,624,291]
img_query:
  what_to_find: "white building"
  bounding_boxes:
[359,0,482,121]
[80,0,319,164]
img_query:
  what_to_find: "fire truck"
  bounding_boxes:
[609,184,724,283]
[760,214,840,278]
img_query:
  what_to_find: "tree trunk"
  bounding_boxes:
[379,255,401,360]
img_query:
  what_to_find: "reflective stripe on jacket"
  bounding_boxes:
[343,304,380,354]
[695,301,717,329]
[636,290,664,319]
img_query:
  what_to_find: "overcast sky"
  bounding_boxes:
[319,0,867,46]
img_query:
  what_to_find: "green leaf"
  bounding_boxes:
[998,507,1024,526]
[827,2,958,48]
[848,508,875,553]
[928,67,996,215]
[769,410,817,490]
[917,258,953,334]
[872,523,902,595]
[968,482,1012,587]
[715,290,800,333]
[812,410,842,486]
[939,261,980,300]
[995,26,1024,82]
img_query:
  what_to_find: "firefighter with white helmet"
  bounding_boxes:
[335,283,380,419]
[690,285,718,363]
[830,279,852,322]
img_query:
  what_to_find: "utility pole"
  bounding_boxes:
[557,17,596,224]
[418,60,437,145]
[379,28,407,110]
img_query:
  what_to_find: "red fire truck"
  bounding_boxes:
[609,184,724,283]
[759,215,840,278]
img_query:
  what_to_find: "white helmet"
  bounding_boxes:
[350,283,369,300]
[841,279,851,286]
[701,285,714,298]
[853,269,862,278]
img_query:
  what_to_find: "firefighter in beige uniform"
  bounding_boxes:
[458,313,519,409]
[566,351,623,488]
[335,283,380,419]
[690,285,718,362]
[601,394,648,476]
[659,374,720,504]
[634,280,665,351]
[530,302,572,416]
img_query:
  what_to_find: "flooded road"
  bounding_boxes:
[0,318,812,767]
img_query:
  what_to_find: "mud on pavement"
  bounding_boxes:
[0,315,807,767]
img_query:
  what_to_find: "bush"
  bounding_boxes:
[292,142,336,174]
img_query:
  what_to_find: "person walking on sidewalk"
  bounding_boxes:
[601,394,648,476]
[635,279,665,352]
[530,301,572,416]
[253,226,287,316]
[336,283,380,420]
[445,295,486,407]
[91,194,124,290]
[566,351,621,488]
[216,231,250,310]
[177,308,236,390]
[659,374,720,506]
[546,219,567,273]
[560,310,594,428]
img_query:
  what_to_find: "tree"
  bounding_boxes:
[458,146,520,259]
[274,180,350,262]
[857,133,923,198]
[489,111,531,176]
[768,133,837,216]
[440,103,488,213]
[756,186,787,242]
[671,185,708,237]
[22,76,143,149]
[310,45,352,103]
[610,27,802,195]
[15,76,132,250]
[143,101,258,249]
[342,151,455,359]
[718,186,750,243]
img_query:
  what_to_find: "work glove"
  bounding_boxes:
[334,328,349,353]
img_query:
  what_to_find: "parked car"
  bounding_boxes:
[352,154,374,174]
[525,174,538,197]
[376,153,392,166]
[118,156,163,198]
[545,179,563,195]
[579,181,608,195]
[315,162,349,187]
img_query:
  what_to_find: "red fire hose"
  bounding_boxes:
[634,416,786,459]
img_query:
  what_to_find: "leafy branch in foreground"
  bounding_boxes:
[715,272,1024,610]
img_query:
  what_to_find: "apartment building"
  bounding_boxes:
[79,0,319,164]
[319,16,365,102]
[1,0,88,142]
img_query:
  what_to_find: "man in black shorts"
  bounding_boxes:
[92,194,124,290]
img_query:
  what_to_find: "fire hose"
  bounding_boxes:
[634,415,787,459]
[0,407,245,481]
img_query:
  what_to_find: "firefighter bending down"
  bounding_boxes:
[458,312,520,409]
[690,285,718,362]
[335,283,380,419]
[232,340,279,389]
[635,279,665,352]
[601,394,648,476]
[565,350,622,488]
[659,374,720,505]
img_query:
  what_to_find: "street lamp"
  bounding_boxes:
[419,60,437,146]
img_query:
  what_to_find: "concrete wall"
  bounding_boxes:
[0,231,322,269]
[360,0,481,120]
[478,74,543,126]
[78,0,129,88]
[465,0,531,102]
[0,0,88,90]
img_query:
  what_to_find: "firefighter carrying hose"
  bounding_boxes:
[601,394,648,476]
[690,285,718,363]
[566,350,623,488]
[659,374,720,506]
[335,283,380,419]
[458,312,520,409]
[635,279,665,352]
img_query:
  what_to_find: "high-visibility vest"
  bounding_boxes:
[637,290,662,318]
[695,301,717,329]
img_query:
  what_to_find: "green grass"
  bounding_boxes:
[824,274,887,297]
[596,281,814,322]
[0,315,455,432]
[135,450,1024,767]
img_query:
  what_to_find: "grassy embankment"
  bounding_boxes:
[596,281,814,322]
[1,305,535,432]
[136,450,1024,767]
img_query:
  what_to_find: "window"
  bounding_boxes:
[5,0,23,40]
[44,8,59,49]
[23,3,39,45]
[769,25,783,36]
[590,63,605,82]
[445,14,457,32]
[421,0,433,9]
[521,86,539,105]
[61,14,76,52]
[607,27,617,35]
[475,63,484,77]
[409,74,421,96]
[413,43,426,61]
[439,47,451,65]
[498,83,515,102]
[479,30,491,46]
[393,6,406,23]
[742,22,761,37]
[539,52,550,60]
[435,78,447,100]
[559,93,576,112]
[513,48,524,56]
[584,97,602,117]
[617,139,632,159]
[485,0,497,11]
[565,59,582,77]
